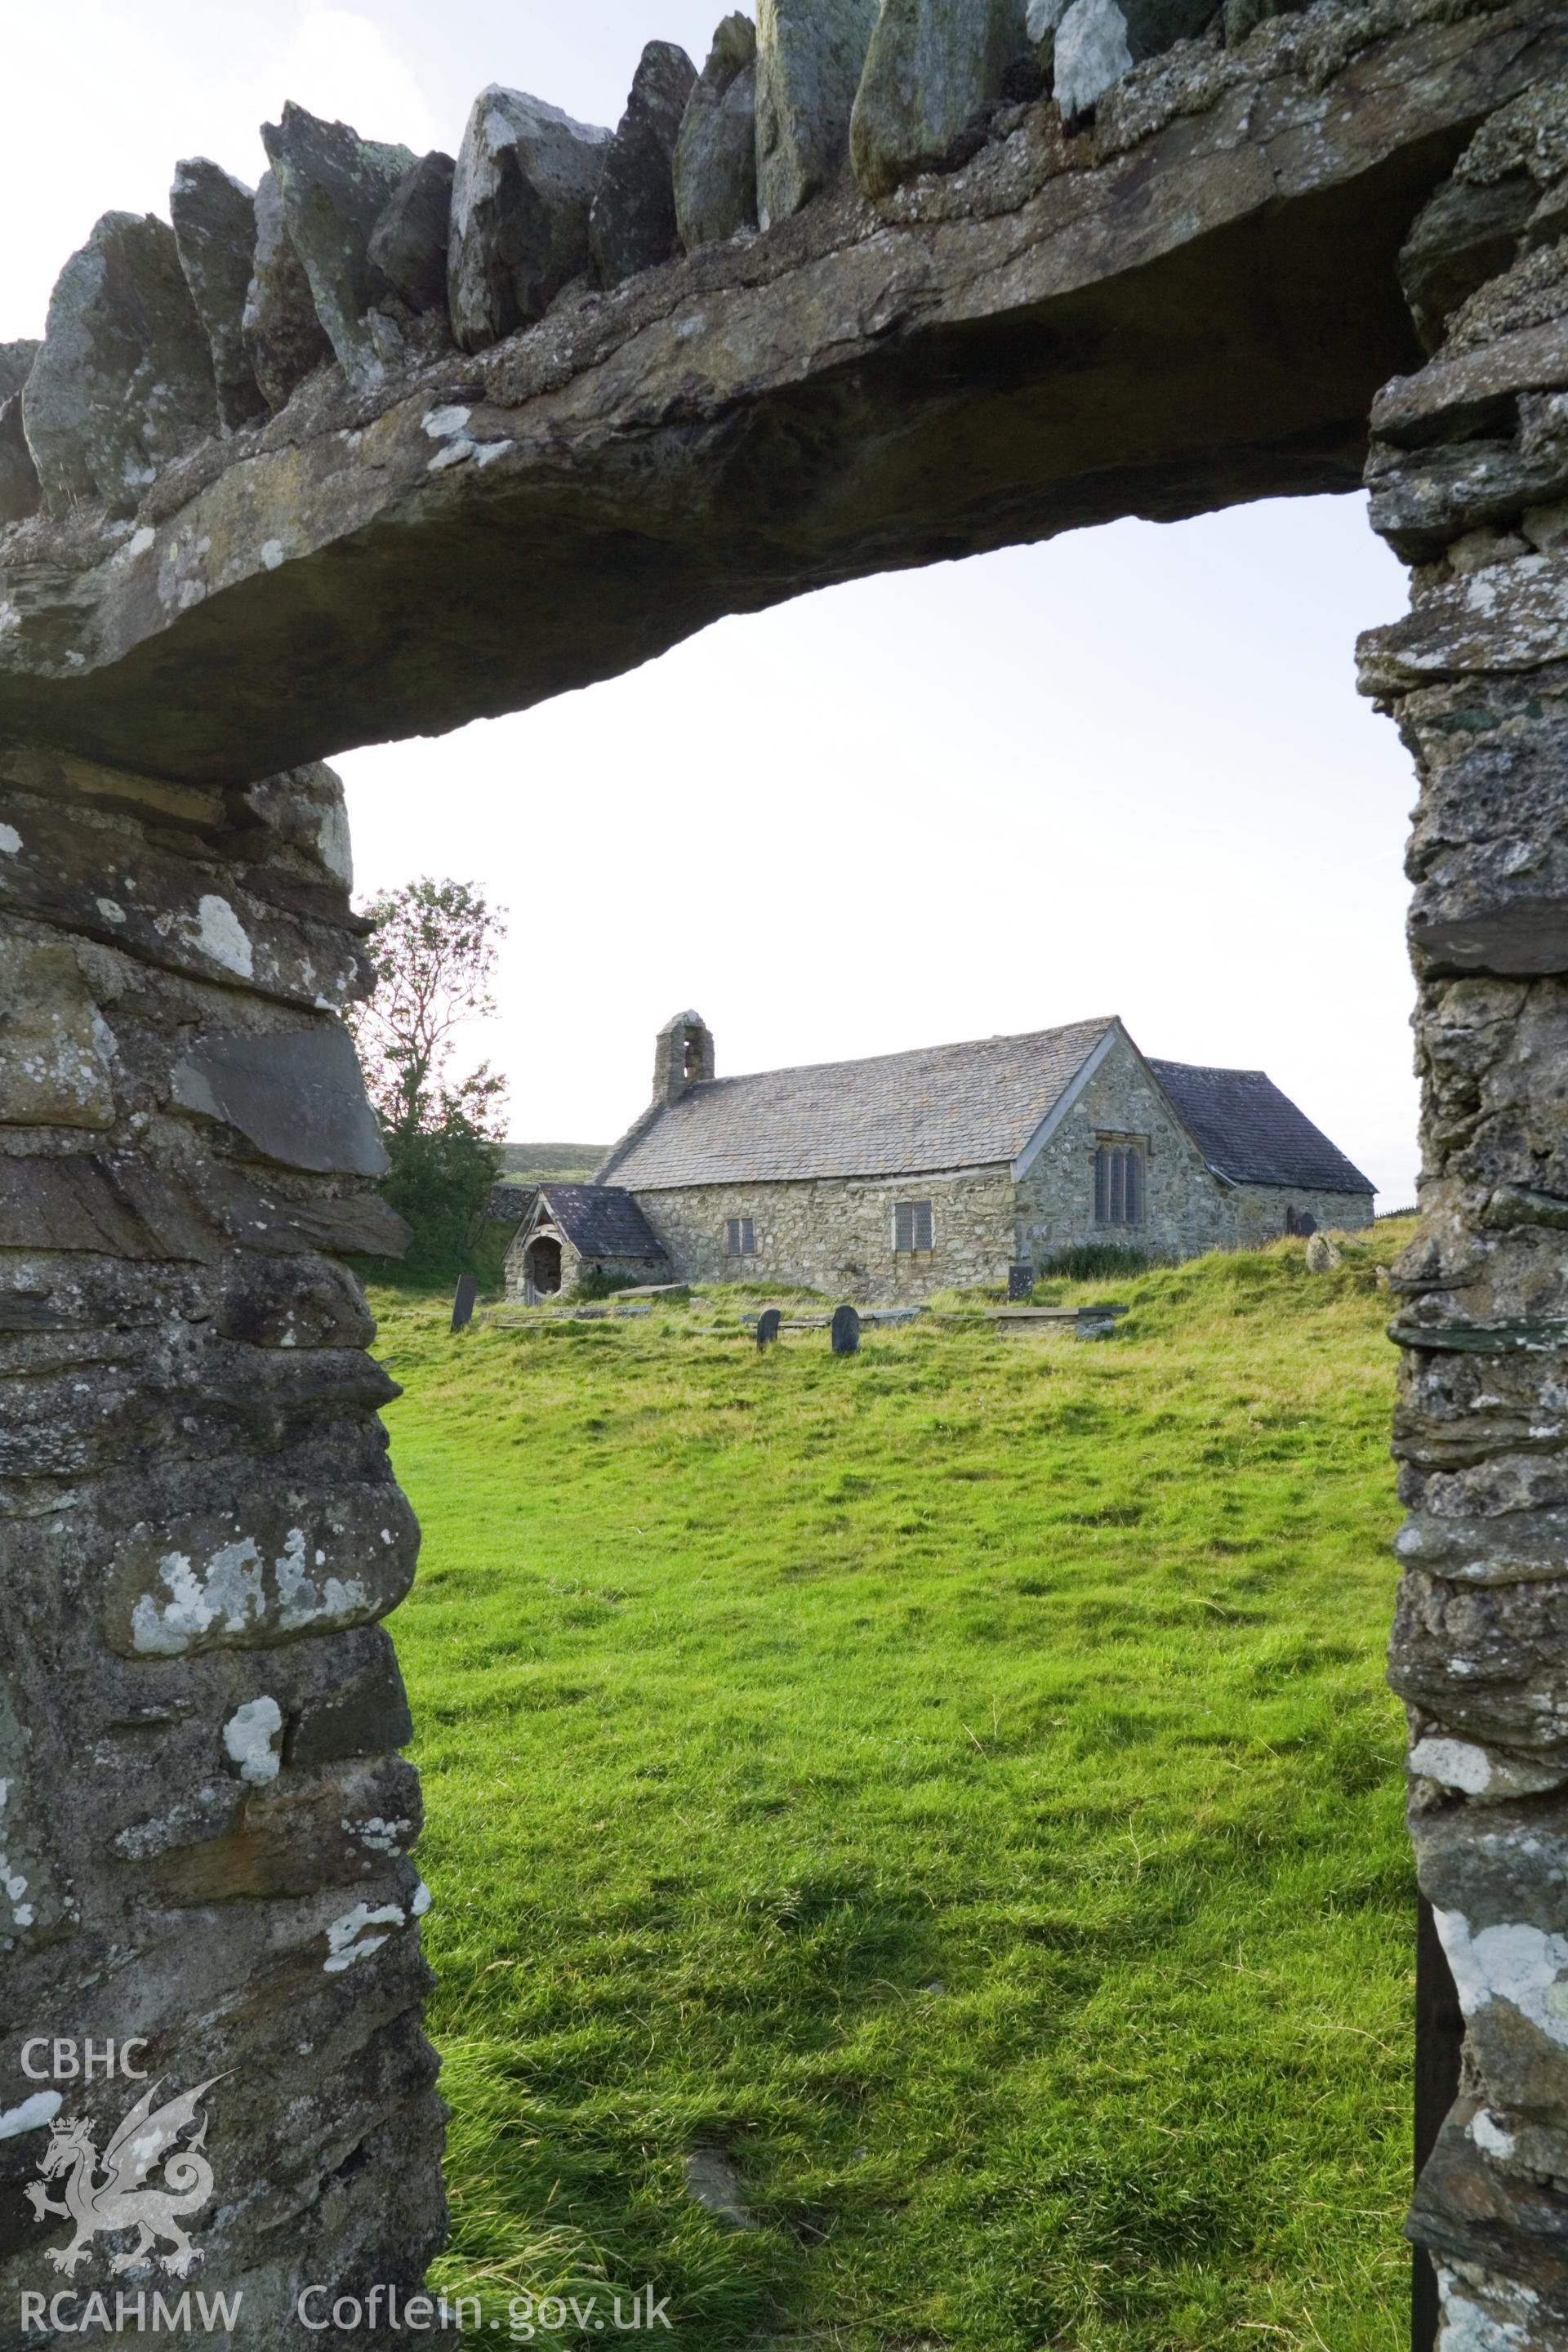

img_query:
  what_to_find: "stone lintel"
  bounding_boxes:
[0,1,1555,784]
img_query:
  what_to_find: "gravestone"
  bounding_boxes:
[1008,1262,1033,1302]
[451,1272,479,1331]
[831,1303,860,1355]
[756,1307,782,1350]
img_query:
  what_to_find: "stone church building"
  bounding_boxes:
[505,1011,1374,1304]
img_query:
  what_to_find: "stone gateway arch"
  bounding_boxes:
[0,0,1563,2341]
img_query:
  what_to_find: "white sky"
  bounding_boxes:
[0,2,1421,1201]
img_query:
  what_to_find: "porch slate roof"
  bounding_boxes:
[536,1184,668,1259]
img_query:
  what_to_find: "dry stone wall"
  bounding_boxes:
[1358,69,1568,2351]
[0,746,444,2345]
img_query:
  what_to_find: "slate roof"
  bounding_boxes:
[535,1183,669,1258]
[1147,1062,1374,1194]
[599,1020,1115,1187]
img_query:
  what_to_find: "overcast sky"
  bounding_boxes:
[0,2,1422,1202]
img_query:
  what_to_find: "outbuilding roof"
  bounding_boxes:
[1147,1062,1374,1194]
[598,1019,1115,1187]
[533,1183,668,1259]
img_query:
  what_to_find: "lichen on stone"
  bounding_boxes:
[1445,234,1568,353]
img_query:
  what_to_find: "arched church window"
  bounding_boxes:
[1094,1140,1147,1227]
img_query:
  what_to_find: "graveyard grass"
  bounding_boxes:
[373,1222,1417,2352]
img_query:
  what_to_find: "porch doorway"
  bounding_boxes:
[524,1235,563,1301]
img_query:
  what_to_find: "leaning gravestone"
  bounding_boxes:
[831,1303,860,1355]
[756,1306,782,1350]
[451,1272,479,1332]
[1008,1262,1033,1302]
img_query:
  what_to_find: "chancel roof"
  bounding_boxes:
[1147,1062,1374,1194]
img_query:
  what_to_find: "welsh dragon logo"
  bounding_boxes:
[24,2077,221,2278]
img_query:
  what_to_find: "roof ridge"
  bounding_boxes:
[678,1014,1119,1093]
[1148,1057,1270,1080]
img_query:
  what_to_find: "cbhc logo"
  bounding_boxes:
[20,2041,149,2082]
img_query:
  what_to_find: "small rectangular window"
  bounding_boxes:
[1094,1143,1147,1227]
[894,1200,933,1252]
[724,1216,755,1257]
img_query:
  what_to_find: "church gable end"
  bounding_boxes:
[1014,1026,1231,1271]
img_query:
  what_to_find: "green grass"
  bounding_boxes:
[374,1222,1416,2352]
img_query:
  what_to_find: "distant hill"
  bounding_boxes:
[498,1143,609,1184]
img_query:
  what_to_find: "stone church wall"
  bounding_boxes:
[1226,1182,1376,1246]
[501,1224,585,1302]
[561,1252,668,1297]
[632,1168,1018,1301]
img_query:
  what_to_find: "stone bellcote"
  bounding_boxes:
[654,1010,715,1102]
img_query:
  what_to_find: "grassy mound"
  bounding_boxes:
[374,1220,1414,2351]
[499,1143,612,1182]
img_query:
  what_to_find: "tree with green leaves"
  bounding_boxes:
[349,878,508,1275]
